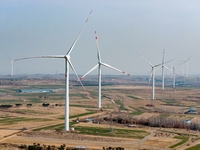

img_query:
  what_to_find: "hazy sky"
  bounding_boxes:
[0,0,200,76]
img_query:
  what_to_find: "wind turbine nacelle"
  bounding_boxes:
[65,55,70,60]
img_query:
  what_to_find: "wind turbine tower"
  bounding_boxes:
[80,31,130,108]
[162,49,165,90]
[139,53,173,100]
[10,59,13,76]
[173,66,176,88]
[161,49,172,90]
[184,55,192,78]
[6,54,13,76]
[139,55,159,100]
[15,10,92,131]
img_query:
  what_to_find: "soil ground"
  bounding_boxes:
[1,79,200,149]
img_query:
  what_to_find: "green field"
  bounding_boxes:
[169,136,189,148]
[0,117,51,125]
[186,144,200,150]
[73,126,149,139]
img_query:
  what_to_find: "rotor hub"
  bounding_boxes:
[65,55,70,60]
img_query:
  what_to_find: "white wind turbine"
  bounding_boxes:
[161,50,165,90]
[80,31,130,108]
[139,54,173,100]
[6,54,14,76]
[161,49,172,90]
[14,10,92,131]
[172,66,176,88]
[183,55,192,77]
[172,62,185,88]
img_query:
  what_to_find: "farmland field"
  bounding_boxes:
[1,76,200,149]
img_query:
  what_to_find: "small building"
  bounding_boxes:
[18,89,53,93]
[85,118,93,122]
[185,120,191,124]
[185,108,198,114]
[75,118,93,123]
[74,146,87,149]
[126,124,137,128]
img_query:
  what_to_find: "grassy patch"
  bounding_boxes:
[58,111,96,120]
[0,117,51,125]
[69,104,96,108]
[87,91,98,97]
[127,95,140,100]
[34,122,77,131]
[160,99,180,106]
[0,89,15,93]
[129,107,144,115]
[10,109,53,115]
[13,93,40,97]
[129,111,143,115]
[194,137,200,141]
[69,94,89,99]
[73,126,149,139]
[18,85,64,89]
[49,97,64,100]
[69,111,96,119]
[0,99,25,104]
[169,136,189,148]
[26,98,40,103]
[45,94,64,97]
[34,123,64,131]
[139,106,149,111]
[114,100,128,111]
[186,144,200,150]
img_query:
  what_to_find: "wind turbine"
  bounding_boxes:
[161,49,172,90]
[172,66,176,88]
[80,31,130,108]
[183,55,192,77]
[162,50,165,90]
[6,54,13,76]
[139,54,173,100]
[14,10,92,131]
[172,62,185,88]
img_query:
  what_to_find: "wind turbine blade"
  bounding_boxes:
[68,59,86,92]
[14,55,65,61]
[154,59,174,67]
[162,49,165,65]
[67,10,92,55]
[186,55,192,62]
[14,56,41,61]
[138,53,154,67]
[6,53,11,60]
[148,69,153,85]
[164,65,172,72]
[186,55,192,77]
[39,55,66,58]
[101,62,130,76]
[164,59,174,64]
[155,66,162,71]
[80,64,99,80]
[94,31,101,62]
